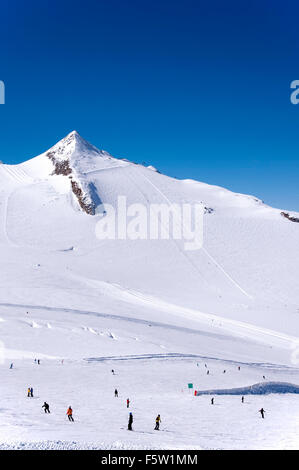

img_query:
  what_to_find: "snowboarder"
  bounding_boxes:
[115,389,118,397]
[155,414,161,430]
[259,408,265,419]
[128,412,133,430]
[241,396,244,403]
[42,402,50,413]
[67,406,74,421]
[211,398,214,405]
[127,398,130,408]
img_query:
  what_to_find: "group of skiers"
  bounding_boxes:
[22,362,267,430]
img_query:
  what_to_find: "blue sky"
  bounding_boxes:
[0,0,298,210]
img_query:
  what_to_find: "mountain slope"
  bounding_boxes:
[0,131,298,449]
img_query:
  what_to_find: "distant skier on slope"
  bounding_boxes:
[155,414,161,430]
[211,398,214,405]
[127,398,130,408]
[241,396,244,403]
[259,408,265,419]
[115,389,118,397]
[27,387,31,397]
[30,387,34,397]
[67,406,74,421]
[42,402,50,413]
[128,412,133,430]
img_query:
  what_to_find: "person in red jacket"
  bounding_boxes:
[67,406,74,421]
[127,398,130,408]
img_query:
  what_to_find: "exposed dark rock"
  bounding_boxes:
[71,180,95,216]
[281,212,299,223]
[46,152,72,176]
[46,151,95,215]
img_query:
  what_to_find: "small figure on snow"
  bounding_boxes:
[37,359,40,365]
[241,396,244,403]
[30,387,34,397]
[259,408,265,419]
[223,370,226,374]
[207,370,210,375]
[27,387,31,397]
[211,398,214,405]
[111,369,115,375]
[42,402,50,413]
[67,406,74,421]
[128,412,133,431]
[115,389,118,397]
[155,414,161,430]
[9,363,13,369]
[127,398,130,408]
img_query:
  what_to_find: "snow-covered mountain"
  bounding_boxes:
[0,131,298,449]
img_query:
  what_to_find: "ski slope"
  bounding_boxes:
[0,131,298,449]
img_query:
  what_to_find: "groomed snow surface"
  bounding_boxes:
[0,132,298,450]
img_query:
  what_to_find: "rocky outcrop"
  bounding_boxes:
[281,212,299,223]
[46,150,95,215]
[70,179,95,215]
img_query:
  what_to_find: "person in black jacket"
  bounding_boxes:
[128,412,133,430]
[42,402,50,413]
[259,408,265,419]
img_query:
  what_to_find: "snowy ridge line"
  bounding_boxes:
[83,353,299,370]
[0,301,234,343]
[0,273,298,349]
[77,278,297,348]
[131,165,253,299]
[194,381,299,396]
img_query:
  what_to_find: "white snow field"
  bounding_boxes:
[0,131,298,450]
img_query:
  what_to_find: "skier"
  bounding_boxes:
[42,402,50,413]
[27,387,31,397]
[155,414,161,430]
[37,359,40,365]
[238,366,240,371]
[30,387,34,397]
[127,398,130,408]
[115,389,118,397]
[111,369,115,375]
[241,396,244,403]
[223,370,226,374]
[67,406,74,421]
[9,363,13,369]
[211,398,214,405]
[259,408,265,419]
[207,370,210,375]
[128,412,133,431]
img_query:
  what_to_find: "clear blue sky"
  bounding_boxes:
[0,0,299,210]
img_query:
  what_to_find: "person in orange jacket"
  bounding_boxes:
[67,406,74,421]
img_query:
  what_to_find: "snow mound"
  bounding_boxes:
[195,381,299,396]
